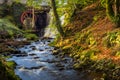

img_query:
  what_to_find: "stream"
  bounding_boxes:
[7,38,97,80]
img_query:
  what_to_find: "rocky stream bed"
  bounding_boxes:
[5,38,101,80]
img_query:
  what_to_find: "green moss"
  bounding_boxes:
[0,18,23,38]
[115,51,120,56]
[0,58,20,80]
[49,34,61,46]
[24,33,39,40]
[73,63,81,69]
[93,15,100,22]
[103,31,120,48]
[0,4,10,17]
[6,61,16,69]
[11,2,26,28]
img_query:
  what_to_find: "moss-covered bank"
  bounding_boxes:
[0,57,20,80]
[0,11,38,80]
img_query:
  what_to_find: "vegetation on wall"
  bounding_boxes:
[11,2,26,28]
[0,3,10,17]
[0,18,23,38]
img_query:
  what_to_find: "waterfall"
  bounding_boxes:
[44,13,58,38]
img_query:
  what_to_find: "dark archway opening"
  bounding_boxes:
[35,11,48,37]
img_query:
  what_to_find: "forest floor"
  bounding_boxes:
[54,2,120,80]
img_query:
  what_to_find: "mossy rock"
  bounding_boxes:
[24,33,39,40]
[0,4,10,17]
[0,58,20,80]
[0,18,23,39]
[6,61,16,69]
[115,51,120,56]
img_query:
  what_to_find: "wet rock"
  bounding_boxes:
[58,67,64,71]
[15,54,28,57]
[24,46,28,49]
[55,55,60,58]
[11,51,28,57]
[2,52,11,56]
[54,47,59,50]
[60,55,64,58]
[33,57,40,59]
[61,58,68,63]
[29,46,37,50]
[30,46,36,48]
[17,45,24,48]
[47,59,59,63]
[28,50,32,52]
[39,49,44,51]
[45,46,50,49]
[5,40,30,48]
[52,47,62,55]
[41,37,53,39]
[52,50,59,55]
[49,50,53,52]
[32,47,37,50]
[29,53,36,56]
[62,57,73,64]
[2,48,21,56]
[55,63,64,67]
[12,50,21,54]
[40,60,48,62]
[47,40,51,42]
[40,67,48,70]
[47,61,54,63]
[65,66,73,70]
[24,66,43,69]
[22,41,30,45]
[39,47,45,51]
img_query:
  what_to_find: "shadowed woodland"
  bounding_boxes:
[0,0,120,80]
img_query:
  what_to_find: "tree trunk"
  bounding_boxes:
[106,0,120,27]
[114,0,120,26]
[32,8,35,28]
[51,0,65,37]
[106,0,114,20]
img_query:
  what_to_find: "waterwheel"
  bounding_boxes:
[20,10,36,30]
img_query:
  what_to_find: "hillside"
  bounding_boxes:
[54,2,120,80]
[0,0,120,80]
